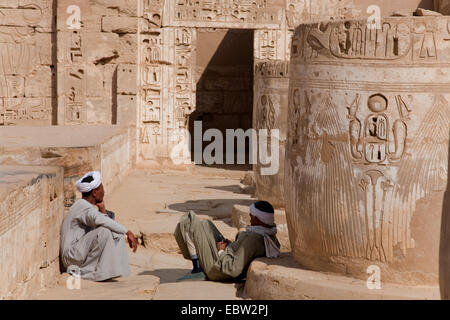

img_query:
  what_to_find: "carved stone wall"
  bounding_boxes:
[286,17,450,285]
[56,0,138,126]
[0,0,54,126]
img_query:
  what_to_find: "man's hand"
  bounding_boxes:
[96,201,107,214]
[216,239,231,251]
[126,230,138,253]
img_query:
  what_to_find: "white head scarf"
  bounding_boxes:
[76,171,102,193]
[249,203,275,226]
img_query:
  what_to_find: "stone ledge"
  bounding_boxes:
[244,255,440,300]
[0,125,133,207]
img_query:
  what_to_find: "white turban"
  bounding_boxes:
[76,171,102,193]
[250,203,275,226]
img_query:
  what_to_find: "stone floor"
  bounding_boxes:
[34,166,253,300]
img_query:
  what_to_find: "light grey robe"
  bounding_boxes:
[60,199,130,281]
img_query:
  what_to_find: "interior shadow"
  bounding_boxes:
[189,29,254,171]
[439,129,450,300]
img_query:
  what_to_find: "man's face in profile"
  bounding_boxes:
[93,183,105,203]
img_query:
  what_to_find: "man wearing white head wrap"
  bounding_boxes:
[174,201,280,282]
[60,171,138,282]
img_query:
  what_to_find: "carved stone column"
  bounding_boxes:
[286,17,450,285]
[253,61,289,208]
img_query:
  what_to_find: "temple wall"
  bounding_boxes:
[56,0,139,126]
[286,17,450,285]
[0,0,55,126]
[0,166,64,299]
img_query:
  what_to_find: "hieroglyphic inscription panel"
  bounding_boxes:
[165,0,284,29]
[57,0,89,125]
[0,1,53,126]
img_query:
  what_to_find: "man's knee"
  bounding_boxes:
[96,227,113,244]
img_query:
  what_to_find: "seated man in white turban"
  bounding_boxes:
[60,171,138,282]
[174,200,280,282]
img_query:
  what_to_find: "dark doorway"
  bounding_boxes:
[189,29,254,169]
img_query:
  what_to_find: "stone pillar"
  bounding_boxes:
[253,61,289,208]
[286,17,450,285]
[137,0,196,162]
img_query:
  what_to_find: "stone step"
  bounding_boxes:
[244,255,440,300]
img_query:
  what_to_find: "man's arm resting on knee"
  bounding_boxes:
[79,207,138,252]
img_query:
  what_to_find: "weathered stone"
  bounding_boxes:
[86,98,111,124]
[117,64,137,95]
[0,165,64,299]
[0,0,18,8]
[245,256,440,300]
[415,8,442,15]
[0,126,132,207]
[102,16,138,34]
[286,17,450,285]
[253,61,289,209]
[117,94,137,126]
[85,32,120,65]
[25,66,53,97]
[117,34,138,64]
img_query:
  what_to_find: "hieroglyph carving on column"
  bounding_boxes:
[140,30,164,146]
[174,27,195,131]
[286,17,450,272]
[291,19,444,63]
[253,61,289,208]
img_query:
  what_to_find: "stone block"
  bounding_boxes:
[86,98,111,125]
[102,16,137,34]
[117,94,137,126]
[231,204,290,252]
[0,165,64,299]
[117,64,137,95]
[0,0,18,8]
[117,34,138,64]
[25,66,53,98]
[85,65,104,98]
[244,256,440,300]
[0,126,132,207]
[85,32,119,65]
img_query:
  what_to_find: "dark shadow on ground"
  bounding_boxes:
[138,269,191,284]
[205,185,244,194]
